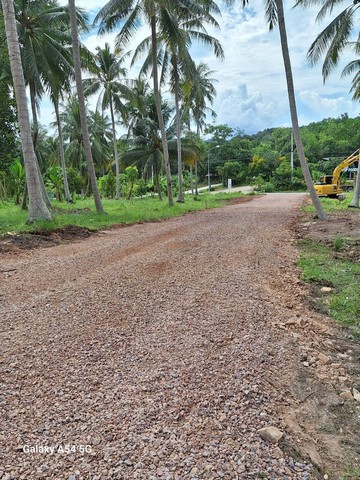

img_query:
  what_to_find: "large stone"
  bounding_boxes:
[321,287,332,293]
[258,426,284,444]
[339,390,353,401]
[301,444,323,469]
[353,388,360,402]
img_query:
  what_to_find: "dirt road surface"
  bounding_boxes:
[1,193,359,480]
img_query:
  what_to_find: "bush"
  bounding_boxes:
[98,171,116,198]
[67,168,85,196]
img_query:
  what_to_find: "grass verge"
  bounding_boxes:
[299,194,360,337]
[298,239,360,336]
[0,192,246,236]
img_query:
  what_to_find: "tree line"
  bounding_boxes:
[0,0,359,222]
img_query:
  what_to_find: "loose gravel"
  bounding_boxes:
[0,193,339,479]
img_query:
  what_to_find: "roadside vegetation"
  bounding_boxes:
[298,195,360,338]
[0,191,246,236]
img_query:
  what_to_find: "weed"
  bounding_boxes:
[333,236,346,252]
[341,466,360,480]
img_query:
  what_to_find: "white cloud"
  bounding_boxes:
[299,90,359,117]
[215,84,282,132]
[40,0,359,135]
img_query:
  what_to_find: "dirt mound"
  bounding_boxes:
[0,225,95,255]
[296,204,360,263]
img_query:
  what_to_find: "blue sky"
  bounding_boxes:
[50,0,360,135]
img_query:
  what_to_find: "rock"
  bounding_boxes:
[339,390,353,401]
[320,287,332,293]
[302,444,322,469]
[273,447,283,458]
[258,426,284,444]
[353,388,360,402]
[317,353,331,365]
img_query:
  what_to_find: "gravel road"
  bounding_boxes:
[0,193,339,479]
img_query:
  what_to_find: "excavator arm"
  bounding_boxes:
[315,148,360,197]
[332,149,360,185]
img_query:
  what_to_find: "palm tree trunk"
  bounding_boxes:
[69,0,105,214]
[1,0,52,222]
[150,15,173,206]
[276,0,327,221]
[54,100,72,203]
[349,164,360,208]
[21,182,28,210]
[195,124,200,195]
[190,164,194,194]
[174,59,184,203]
[29,82,39,149]
[30,81,53,211]
[155,173,162,200]
[109,95,121,200]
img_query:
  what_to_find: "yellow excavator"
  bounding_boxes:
[314,148,360,197]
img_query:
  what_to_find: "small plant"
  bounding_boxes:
[333,236,346,252]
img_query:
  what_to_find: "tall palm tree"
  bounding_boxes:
[69,0,104,213]
[84,43,133,199]
[50,75,73,203]
[59,95,112,181]
[341,52,360,100]
[123,88,175,199]
[234,0,327,219]
[13,0,80,209]
[182,62,218,194]
[132,9,223,202]
[95,0,202,207]
[1,0,52,221]
[341,53,360,207]
[297,0,359,81]
[183,62,218,136]
[275,0,327,219]
[296,0,359,209]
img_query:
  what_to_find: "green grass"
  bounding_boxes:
[341,466,360,480]
[0,192,245,236]
[303,193,355,213]
[298,239,360,335]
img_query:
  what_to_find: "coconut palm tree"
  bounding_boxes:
[296,0,359,81]
[95,0,196,207]
[13,0,72,147]
[69,0,104,213]
[83,43,133,199]
[231,0,327,219]
[182,62,218,194]
[123,90,175,199]
[183,62,218,136]
[275,0,327,219]
[1,0,52,221]
[341,53,360,208]
[59,95,112,182]
[132,8,223,202]
[12,0,81,209]
[50,74,73,203]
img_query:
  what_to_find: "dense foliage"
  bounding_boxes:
[1,0,359,208]
[203,115,360,192]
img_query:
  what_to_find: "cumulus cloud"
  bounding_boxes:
[41,0,359,134]
[299,90,359,118]
[214,84,282,133]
